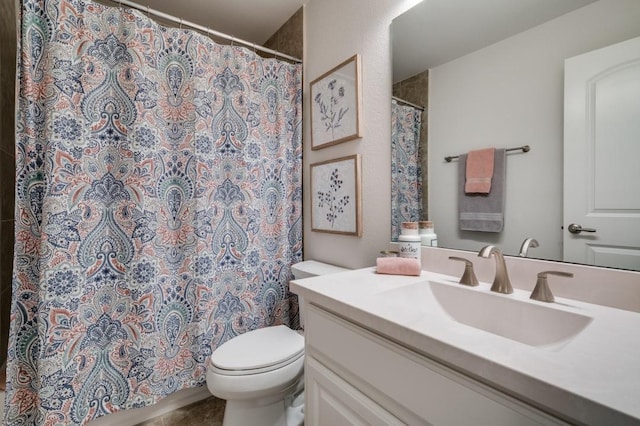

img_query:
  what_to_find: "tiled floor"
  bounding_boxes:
[136,396,226,426]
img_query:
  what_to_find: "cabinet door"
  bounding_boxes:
[306,304,568,425]
[305,356,404,426]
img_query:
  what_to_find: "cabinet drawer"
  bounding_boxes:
[305,304,566,425]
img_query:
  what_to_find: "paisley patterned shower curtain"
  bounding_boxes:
[6,0,302,424]
[391,99,422,240]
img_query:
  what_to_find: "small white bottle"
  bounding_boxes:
[419,221,438,247]
[398,222,421,266]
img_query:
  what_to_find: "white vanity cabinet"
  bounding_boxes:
[304,303,567,426]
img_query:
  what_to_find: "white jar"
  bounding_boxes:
[398,222,421,265]
[419,221,438,247]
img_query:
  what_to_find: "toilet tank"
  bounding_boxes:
[291,261,349,327]
[291,260,349,280]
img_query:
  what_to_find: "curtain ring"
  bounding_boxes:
[179,18,183,30]
[146,5,150,18]
[230,35,234,46]
[253,43,257,53]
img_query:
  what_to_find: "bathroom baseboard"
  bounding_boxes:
[86,386,211,426]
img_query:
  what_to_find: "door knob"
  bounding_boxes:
[568,223,596,234]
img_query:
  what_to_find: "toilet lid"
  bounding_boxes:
[210,325,304,372]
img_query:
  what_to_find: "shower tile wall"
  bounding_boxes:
[393,70,429,220]
[263,6,303,60]
[0,0,17,369]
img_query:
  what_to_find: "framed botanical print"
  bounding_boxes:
[310,154,362,236]
[310,54,362,150]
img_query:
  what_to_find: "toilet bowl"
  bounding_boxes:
[206,261,349,426]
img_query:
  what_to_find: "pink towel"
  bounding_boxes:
[465,148,496,194]
[376,257,421,276]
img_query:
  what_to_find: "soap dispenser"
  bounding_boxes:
[419,221,438,247]
[398,222,421,267]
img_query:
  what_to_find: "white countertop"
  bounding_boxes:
[290,268,640,425]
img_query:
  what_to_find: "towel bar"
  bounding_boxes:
[445,145,530,163]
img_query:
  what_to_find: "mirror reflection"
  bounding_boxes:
[391,92,426,241]
[391,0,640,271]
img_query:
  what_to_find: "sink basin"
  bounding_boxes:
[373,280,593,348]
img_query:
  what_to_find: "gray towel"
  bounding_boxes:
[458,149,506,232]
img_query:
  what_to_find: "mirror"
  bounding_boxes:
[391,0,640,270]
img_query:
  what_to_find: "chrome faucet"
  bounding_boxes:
[519,238,539,257]
[477,245,513,294]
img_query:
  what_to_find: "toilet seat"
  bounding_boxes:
[209,325,304,376]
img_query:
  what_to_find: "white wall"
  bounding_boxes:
[429,0,640,260]
[303,0,419,269]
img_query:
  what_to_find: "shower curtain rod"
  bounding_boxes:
[392,96,424,111]
[109,0,302,63]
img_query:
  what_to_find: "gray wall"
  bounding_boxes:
[428,0,640,260]
[304,0,418,269]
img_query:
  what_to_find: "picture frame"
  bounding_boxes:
[310,54,362,150]
[310,154,362,236]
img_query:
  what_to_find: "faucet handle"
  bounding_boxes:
[448,256,479,287]
[530,271,574,303]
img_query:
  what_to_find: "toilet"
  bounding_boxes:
[206,260,349,426]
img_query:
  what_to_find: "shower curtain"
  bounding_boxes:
[6,0,302,424]
[391,99,422,241]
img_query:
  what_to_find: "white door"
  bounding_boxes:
[564,36,640,271]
